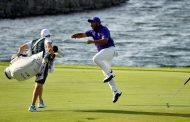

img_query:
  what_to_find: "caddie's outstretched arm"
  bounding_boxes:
[46,42,54,54]
[71,33,87,38]
[18,44,29,55]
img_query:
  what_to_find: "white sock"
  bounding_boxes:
[108,79,120,95]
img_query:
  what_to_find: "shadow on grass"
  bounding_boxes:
[124,104,190,108]
[74,109,190,118]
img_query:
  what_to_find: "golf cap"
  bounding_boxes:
[88,17,101,23]
[41,29,52,38]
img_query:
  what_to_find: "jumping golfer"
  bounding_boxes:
[17,29,56,112]
[71,17,122,103]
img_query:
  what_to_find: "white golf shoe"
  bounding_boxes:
[38,101,46,108]
[28,105,38,112]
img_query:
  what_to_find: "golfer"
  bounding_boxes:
[71,17,122,103]
[17,29,55,112]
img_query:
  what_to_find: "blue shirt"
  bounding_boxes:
[85,25,115,51]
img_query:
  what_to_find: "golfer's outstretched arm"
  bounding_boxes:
[71,33,87,38]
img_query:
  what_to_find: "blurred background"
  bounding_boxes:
[0,0,190,67]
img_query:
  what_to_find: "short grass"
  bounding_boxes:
[0,63,190,122]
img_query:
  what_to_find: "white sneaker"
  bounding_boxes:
[38,101,46,108]
[28,105,38,112]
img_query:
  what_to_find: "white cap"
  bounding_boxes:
[40,29,51,38]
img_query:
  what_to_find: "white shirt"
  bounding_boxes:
[26,37,54,72]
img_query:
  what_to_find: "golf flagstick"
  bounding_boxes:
[184,77,190,85]
[166,77,190,108]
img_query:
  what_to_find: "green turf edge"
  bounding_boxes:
[1,61,190,73]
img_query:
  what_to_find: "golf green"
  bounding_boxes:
[0,63,190,122]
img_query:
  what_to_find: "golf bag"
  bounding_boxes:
[4,52,43,81]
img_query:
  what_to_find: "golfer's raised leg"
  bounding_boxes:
[93,48,122,103]
[93,51,111,75]
[93,48,115,82]
[102,69,122,103]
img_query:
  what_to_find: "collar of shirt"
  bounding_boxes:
[94,25,103,32]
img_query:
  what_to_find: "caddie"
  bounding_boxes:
[17,29,55,112]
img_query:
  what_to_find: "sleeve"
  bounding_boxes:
[25,40,32,48]
[45,38,52,45]
[85,30,93,37]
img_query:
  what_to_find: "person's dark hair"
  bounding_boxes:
[53,45,58,52]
